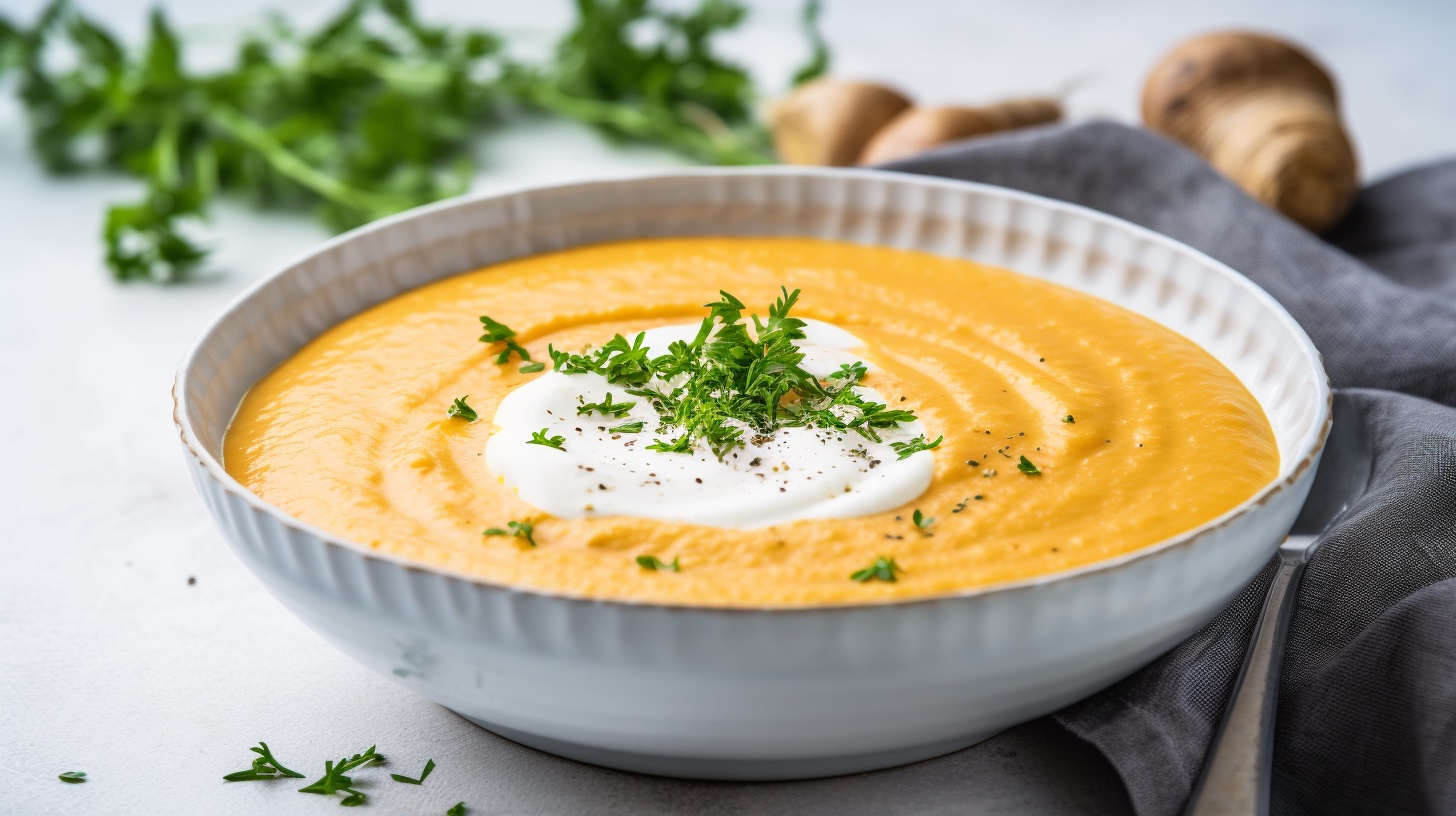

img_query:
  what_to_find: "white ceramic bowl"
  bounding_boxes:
[174,168,1330,780]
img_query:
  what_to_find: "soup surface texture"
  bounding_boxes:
[225,237,1279,606]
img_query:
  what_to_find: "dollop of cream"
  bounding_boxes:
[485,320,934,530]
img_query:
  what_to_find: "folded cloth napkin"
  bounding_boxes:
[884,122,1456,816]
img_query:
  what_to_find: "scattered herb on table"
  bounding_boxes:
[298,745,385,807]
[890,434,943,460]
[447,803,467,816]
[527,429,566,450]
[0,0,828,283]
[58,771,87,783]
[390,758,436,785]
[1017,455,1042,475]
[851,556,903,583]
[550,288,921,459]
[636,555,681,572]
[223,742,305,781]
[484,520,537,547]
[447,396,478,422]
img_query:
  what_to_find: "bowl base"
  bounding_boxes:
[458,713,997,780]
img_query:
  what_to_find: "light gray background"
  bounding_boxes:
[1,1,1452,813]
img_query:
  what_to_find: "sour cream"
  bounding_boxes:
[486,320,934,529]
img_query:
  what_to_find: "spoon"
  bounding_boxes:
[1183,392,1373,816]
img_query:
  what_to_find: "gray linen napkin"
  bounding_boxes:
[884,123,1456,816]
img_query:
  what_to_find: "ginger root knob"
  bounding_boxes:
[1142,31,1358,232]
[771,79,912,166]
[858,99,1062,165]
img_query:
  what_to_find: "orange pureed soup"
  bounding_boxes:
[225,237,1279,606]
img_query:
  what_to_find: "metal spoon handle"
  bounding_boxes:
[1183,550,1306,816]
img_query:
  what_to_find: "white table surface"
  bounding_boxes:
[2,1,1452,813]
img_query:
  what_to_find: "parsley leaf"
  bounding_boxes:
[1017,455,1042,475]
[484,520,536,547]
[1063,414,1075,423]
[223,742,305,781]
[527,429,565,450]
[447,396,478,422]
[889,434,942,460]
[636,555,681,572]
[58,771,87,783]
[578,392,635,418]
[609,420,644,433]
[390,758,436,785]
[447,804,467,816]
[912,509,934,530]
[519,361,545,374]
[298,745,384,807]
[850,556,903,583]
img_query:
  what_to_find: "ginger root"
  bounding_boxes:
[1142,31,1358,232]
[858,99,1062,165]
[770,79,912,166]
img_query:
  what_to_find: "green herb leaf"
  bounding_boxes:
[912,509,934,530]
[1062,414,1075,423]
[447,396,478,422]
[826,360,867,383]
[850,556,903,583]
[1017,455,1042,475]
[298,746,384,806]
[636,555,681,572]
[790,0,831,86]
[58,771,87,783]
[223,742,305,781]
[519,361,545,373]
[890,434,942,460]
[390,758,436,785]
[527,429,565,451]
[484,520,537,547]
[608,420,644,433]
[447,803,467,816]
[578,392,635,418]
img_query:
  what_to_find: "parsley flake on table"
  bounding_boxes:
[298,745,385,807]
[223,742,305,782]
[851,556,903,583]
[58,771,87,784]
[390,758,436,785]
[446,803,467,816]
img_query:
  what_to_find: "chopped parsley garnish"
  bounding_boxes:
[298,746,384,807]
[826,361,867,383]
[1063,414,1075,423]
[912,509,934,530]
[851,556,903,583]
[527,429,565,450]
[446,396,478,422]
[953,498,969,513]
[609,421,645,433]
[636,555,681,572]
[549,288,921,459]
[578,393,635,418]
[519,361,545,374]
[1017,455,1042,475]
[390,759,436,786]
[890,434,943,460]
[447,804,467,816]
[58,771,87,784]
[223,742,305,781]
[484,520,537,547]
[479,316,530,364]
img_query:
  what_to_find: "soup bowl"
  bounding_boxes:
[174,168,1329,780]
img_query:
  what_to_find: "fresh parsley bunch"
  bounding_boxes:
[0,0,828,283]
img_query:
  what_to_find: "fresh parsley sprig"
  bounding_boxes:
[58,771,87,784]
[527,429,565,450]
[223,742,306,782]
[447,396,478,422]
[479,316,531,364]
[578,393,636,418]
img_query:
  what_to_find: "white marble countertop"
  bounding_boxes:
[2,1,1451,813]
